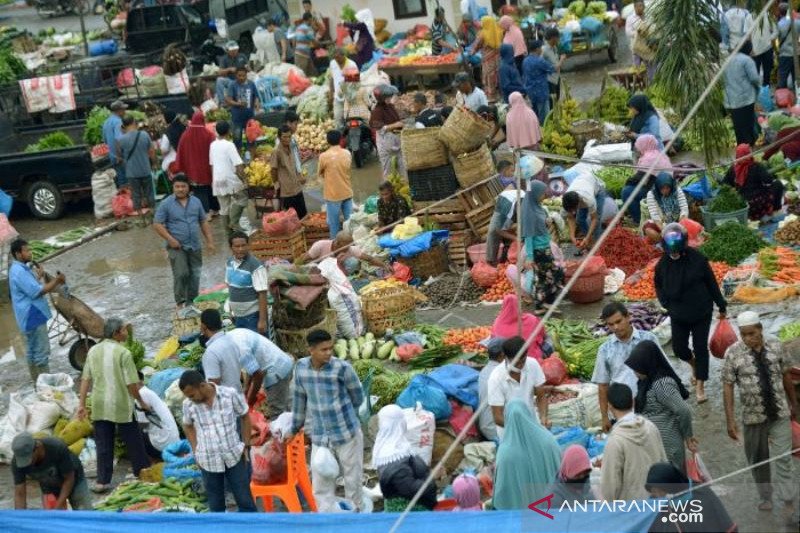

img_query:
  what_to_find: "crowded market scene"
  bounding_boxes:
[0,0,799,531]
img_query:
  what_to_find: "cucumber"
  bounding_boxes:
[349,339,360,360]
[357,336,366,348]
[361,339,374,359]
[377,340,395,359]
[389,347,400,362]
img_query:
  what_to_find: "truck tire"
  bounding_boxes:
[27,180,65,220]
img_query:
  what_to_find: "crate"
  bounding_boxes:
[456,178,504,212]
[447,229,476,270]
[249,229,307,261]
[413,200,467,230]
[275,310,337,358]
[700,206,749,230]
[464,203,496,240]
[300,214,330,248]
[408,165,460,202]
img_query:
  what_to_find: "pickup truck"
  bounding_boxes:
[0,122,108,220]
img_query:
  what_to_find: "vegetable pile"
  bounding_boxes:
[408,345,463,370]
[589,85,630,124]
[28,240,59,261]
[334,333,399,362]
[699,221,764,266]
[95,479,207,512]
[125,331,148,370]
[296,119,336,152]
[548,319,607,380]
[296,86,330,123]
[541,97,583,157]
[25,131,74,153]
[775,215,800,245]
[0,46,27,84]
[443,326,491,353]
[592,302,666,334]
[204,108,231,123]
[413,324,447,348]
[778,322,800,341]
[245,159,273,187]
[623,260,731,300]
[595,167,633,199]
[707,185,747,214]
[598,226,661,275]
[418,274,484,308]
[480,263,515,302]
[84,106,111,146]
[758,247,800,284]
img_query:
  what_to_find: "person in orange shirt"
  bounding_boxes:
[318,130,353,238]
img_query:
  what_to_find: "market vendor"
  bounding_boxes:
[329,48,358,128]
[627,94,662,145]
[370,84,406,179]
[215,41,248,105]
[763,112,800,161]
[412,92,443,128]
[377,181,411,232]
[723,143,785,222]
[103,100,127,188]
[486,183,526,266]
[270,125,308,219]
[345,9,376,69]
[432,7,459,56]
[476,105,505,150]
[300,230,388,274]
[226,231,270,335]
[454,72,488,113]
[643,172,689,244]
[225,66,260,151]
[457,12,479,48]
[496,160,516,188]
[562,171,607,251]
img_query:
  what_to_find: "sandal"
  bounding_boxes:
[91,483,112,494]
[758,501,773,512]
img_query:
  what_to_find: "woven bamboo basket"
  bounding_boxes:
[398,244,449,279]
[569,119,602,156]
[171,301,220,336]
[367,311,416,336]
[438,106,494,156]
[453,144,495,188]
[275,309,337,358]
[401,127,449,171]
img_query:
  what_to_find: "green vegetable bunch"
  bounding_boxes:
[413,324,447,348]
[0,46,27,85]
[124,331,147,370]
[699,221,764,266]
[590,84,630,123]
[595,167,633,199]
[707,185,747,214]
[568,0,586,17]
[205,108,231,123]
[84,106,111,146]
[341,4,357,22]
[25,131,74,153]
[778,322,800,341]
[28,240,59,261]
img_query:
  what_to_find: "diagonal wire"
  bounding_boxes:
[389,2,778,530]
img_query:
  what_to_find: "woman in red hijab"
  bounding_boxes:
[175,111,217,214]
[490,294,551,361]
[549,445,594,506]
[722,143,784,221]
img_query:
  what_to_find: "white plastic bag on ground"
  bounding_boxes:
[310,445,339,479]
[79,438,97,478]
[37,372,79,417]
[92,169,117,219]
[402,402,435,466]
[548,384,602,429]
[604,268,626,294]
[25,400,62,433]
[0,392,30,463]
[318,258,365,339]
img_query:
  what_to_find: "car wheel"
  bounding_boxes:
[68,339,96,371]
[27,180,64,220]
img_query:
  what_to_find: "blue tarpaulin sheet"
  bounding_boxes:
[378,230,449,259]
[418,364,480,409]
[0,508,658,532]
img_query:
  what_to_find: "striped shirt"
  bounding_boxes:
[638,377,693,470]
[82,340,139,424]
[182,384,247,473]
[225,254,269,318]
[292,356,364,446]
[294,23,313,56]
[645,188,689,225]
[431,21,445,55]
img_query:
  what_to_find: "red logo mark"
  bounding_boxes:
[528,494,555,520]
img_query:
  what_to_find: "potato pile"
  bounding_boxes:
[296,119,336,152]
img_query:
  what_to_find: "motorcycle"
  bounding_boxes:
[343,116,375,168]
[35,0,90,18]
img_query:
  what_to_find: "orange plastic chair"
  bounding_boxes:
[250,432,317,513]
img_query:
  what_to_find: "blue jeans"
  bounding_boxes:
[25,324,50,367]
[202,457,257,512]
[233,312,259,332]
[232,121,246,152]
[577,190,607,242]
[215,77,234,104]
[532,98,551,124]
[778,56,794,89]
[112,161,126,188]
[621,184,649,225]
[326,198,353,238]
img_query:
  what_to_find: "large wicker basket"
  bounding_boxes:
[402,127,449,171]
[361,286,418,335]
[439,106,493,156]
[569,119,602,156]
[398,244,449,279]
[275,309,337,358]
[453,144,495,188]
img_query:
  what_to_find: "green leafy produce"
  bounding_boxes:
[341,4,357,22]
[179,342,205,368]
[699,221,764,266]
[28,240,59,261]
[24,131,74,153]
[413,324,447,348]
[408,345,462,370]
[371,371,414,409]
[94,479,207,512]
[352,359,385,381]
[778,322,800,341]
[0,46,27,84]
[595,167,633,199]
[707,185,747,214]
[54,227,92,243]
[205,108,231,123]
[548,319,607,380]
[590,85,630,123]
[125,331,147,370]
[568,0,586,17]
[586,1,608,16]
[84,106,111,146]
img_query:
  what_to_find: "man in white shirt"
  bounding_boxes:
[625,0,645,60]
[562,172,607,250]
[723,1,754,53]
[478,338,505,442]
[136,380,180,459]
[751,11,777,86]
[454,72,488,112]
[209,121,247,238]
[487,337,549,440]
[328,48,358,128]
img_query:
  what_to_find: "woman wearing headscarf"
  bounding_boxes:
[620,133,671,225]
[372,404,438,510]
[369,84,406,179]
[493,399,561,510]
[499,45,525,103]
[452,473,483,511]
[499,16,527,74]
[643,172,689,243]
[469,16,504,102]
[491,294,553,360]
[505,92,541,149]
[549,445,594,507]
[627,94,662,144]
[626,340,697,472]
[654,223,727,404]
[723,143,784,221]
[159,111,186,175]
[763,111,800,161]
[345,9,376,69]
[723,40,761,146]
[645,463,737,533]
[175,111,216,213]
[520,179,564,312]
[458,13,479,47]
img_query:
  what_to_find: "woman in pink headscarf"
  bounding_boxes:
[635,134,672,175]
[500,16,527,73]
[490,294,548,360]
[506,92,542,150]
[549,445,594,506]
[452,474,483,511]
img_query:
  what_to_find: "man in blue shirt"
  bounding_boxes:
[522,40,556,124]
[152,174,215,315]
[8,239,66,381]
[215,41,248,104]
[102,100,127,188]
[225,66,261,151]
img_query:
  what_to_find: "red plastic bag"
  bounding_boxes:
[709,318,737,359]
[792,420,800,458]
[680,218,704,247]
[246,119,263,144]
[116,68,135,88]
[470,261,498,288]
[686,452,712,483]
[335,24,350,47]
[112,189,134,218]
[448,400,478,438]
[262,208,301,237]
[287,69,311,96]
[391,262,412,283]
[541,355,568,385]
[249,407,269,446]
[251,438,288,485]
[776,88,796,108]
[397,343,423,362]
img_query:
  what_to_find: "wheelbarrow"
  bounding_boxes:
[47,281,105,371]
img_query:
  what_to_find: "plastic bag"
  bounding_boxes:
[162,439,195,468]
[311,445,339,479]
[391,262,412,283]
[449,401,478,438]
[679,218,704,247]
[403,403,435,465]
[397,376,452,420]
[92,169,116,219]
[112,189,135,218]
[249,408,269,446]
[541,356,568,386]
[26,400,62,433]
[758,86,774,113]
[246,119,263,144]
[0,188,13,216]
[165,69,189,95]
[792,420,800,459]
[251,438,287,485]
[709,318,737,359]
[396,343,424,362]
[0,213,19,244]
[262,208,301,237]
[79,438,97,478]
[776,88,796,109]
[686,452,712,483]
[287,69,311,96]
[0,393,29,462]
[319,258,365,338]
[117,68,135,88]
[36,373,79,417]
[364,195,378,214]
[471,261,498,288]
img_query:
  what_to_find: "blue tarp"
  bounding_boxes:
[0,508,658,532]
[418,364,480,409]
[378,230,449,259]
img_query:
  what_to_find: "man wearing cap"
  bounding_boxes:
[215,40,248,105]
[722,311,798,522]
[454,72,487,113]
[369,84,405,178]
[103,100,128,187]
[12,432,91,510]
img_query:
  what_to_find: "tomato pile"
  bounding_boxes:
[480,263,515,302]
[623,260,731,301]
[598,226,662,276]
[443,326,492,352]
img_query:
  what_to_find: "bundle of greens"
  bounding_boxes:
[590,85,630,124]
[84,106,111,146]
[595,167,633,199]
[24,131,74,153]
[341,4,357,22]
[707,185,747,213]
[0,46,27,85]
[699,221,764,266]
[124,332,147,370]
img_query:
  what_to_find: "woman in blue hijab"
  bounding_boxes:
[499,44,525,103]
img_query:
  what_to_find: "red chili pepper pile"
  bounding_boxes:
[599,226,662,276]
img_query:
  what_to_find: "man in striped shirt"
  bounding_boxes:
[431,7,457,56]
[293,12,317,77]
[289,329,364,512]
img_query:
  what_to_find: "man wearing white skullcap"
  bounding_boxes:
[721,310,798,523]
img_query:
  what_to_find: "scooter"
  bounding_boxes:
[343,116,375,168]
[35,0,90,18]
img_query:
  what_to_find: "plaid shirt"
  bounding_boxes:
[182,384,247,473]
[292,357,364,447]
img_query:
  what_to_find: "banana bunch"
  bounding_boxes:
[542,130,577,157]
[245,160,273,187]
[388,159,411,204]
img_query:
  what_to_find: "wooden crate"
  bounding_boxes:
[413,199,468,231]
[447,229,476,270]
[250,229,307,261]
[456,178,504,212]
[301,215,331,248]
[465,202,495,239]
